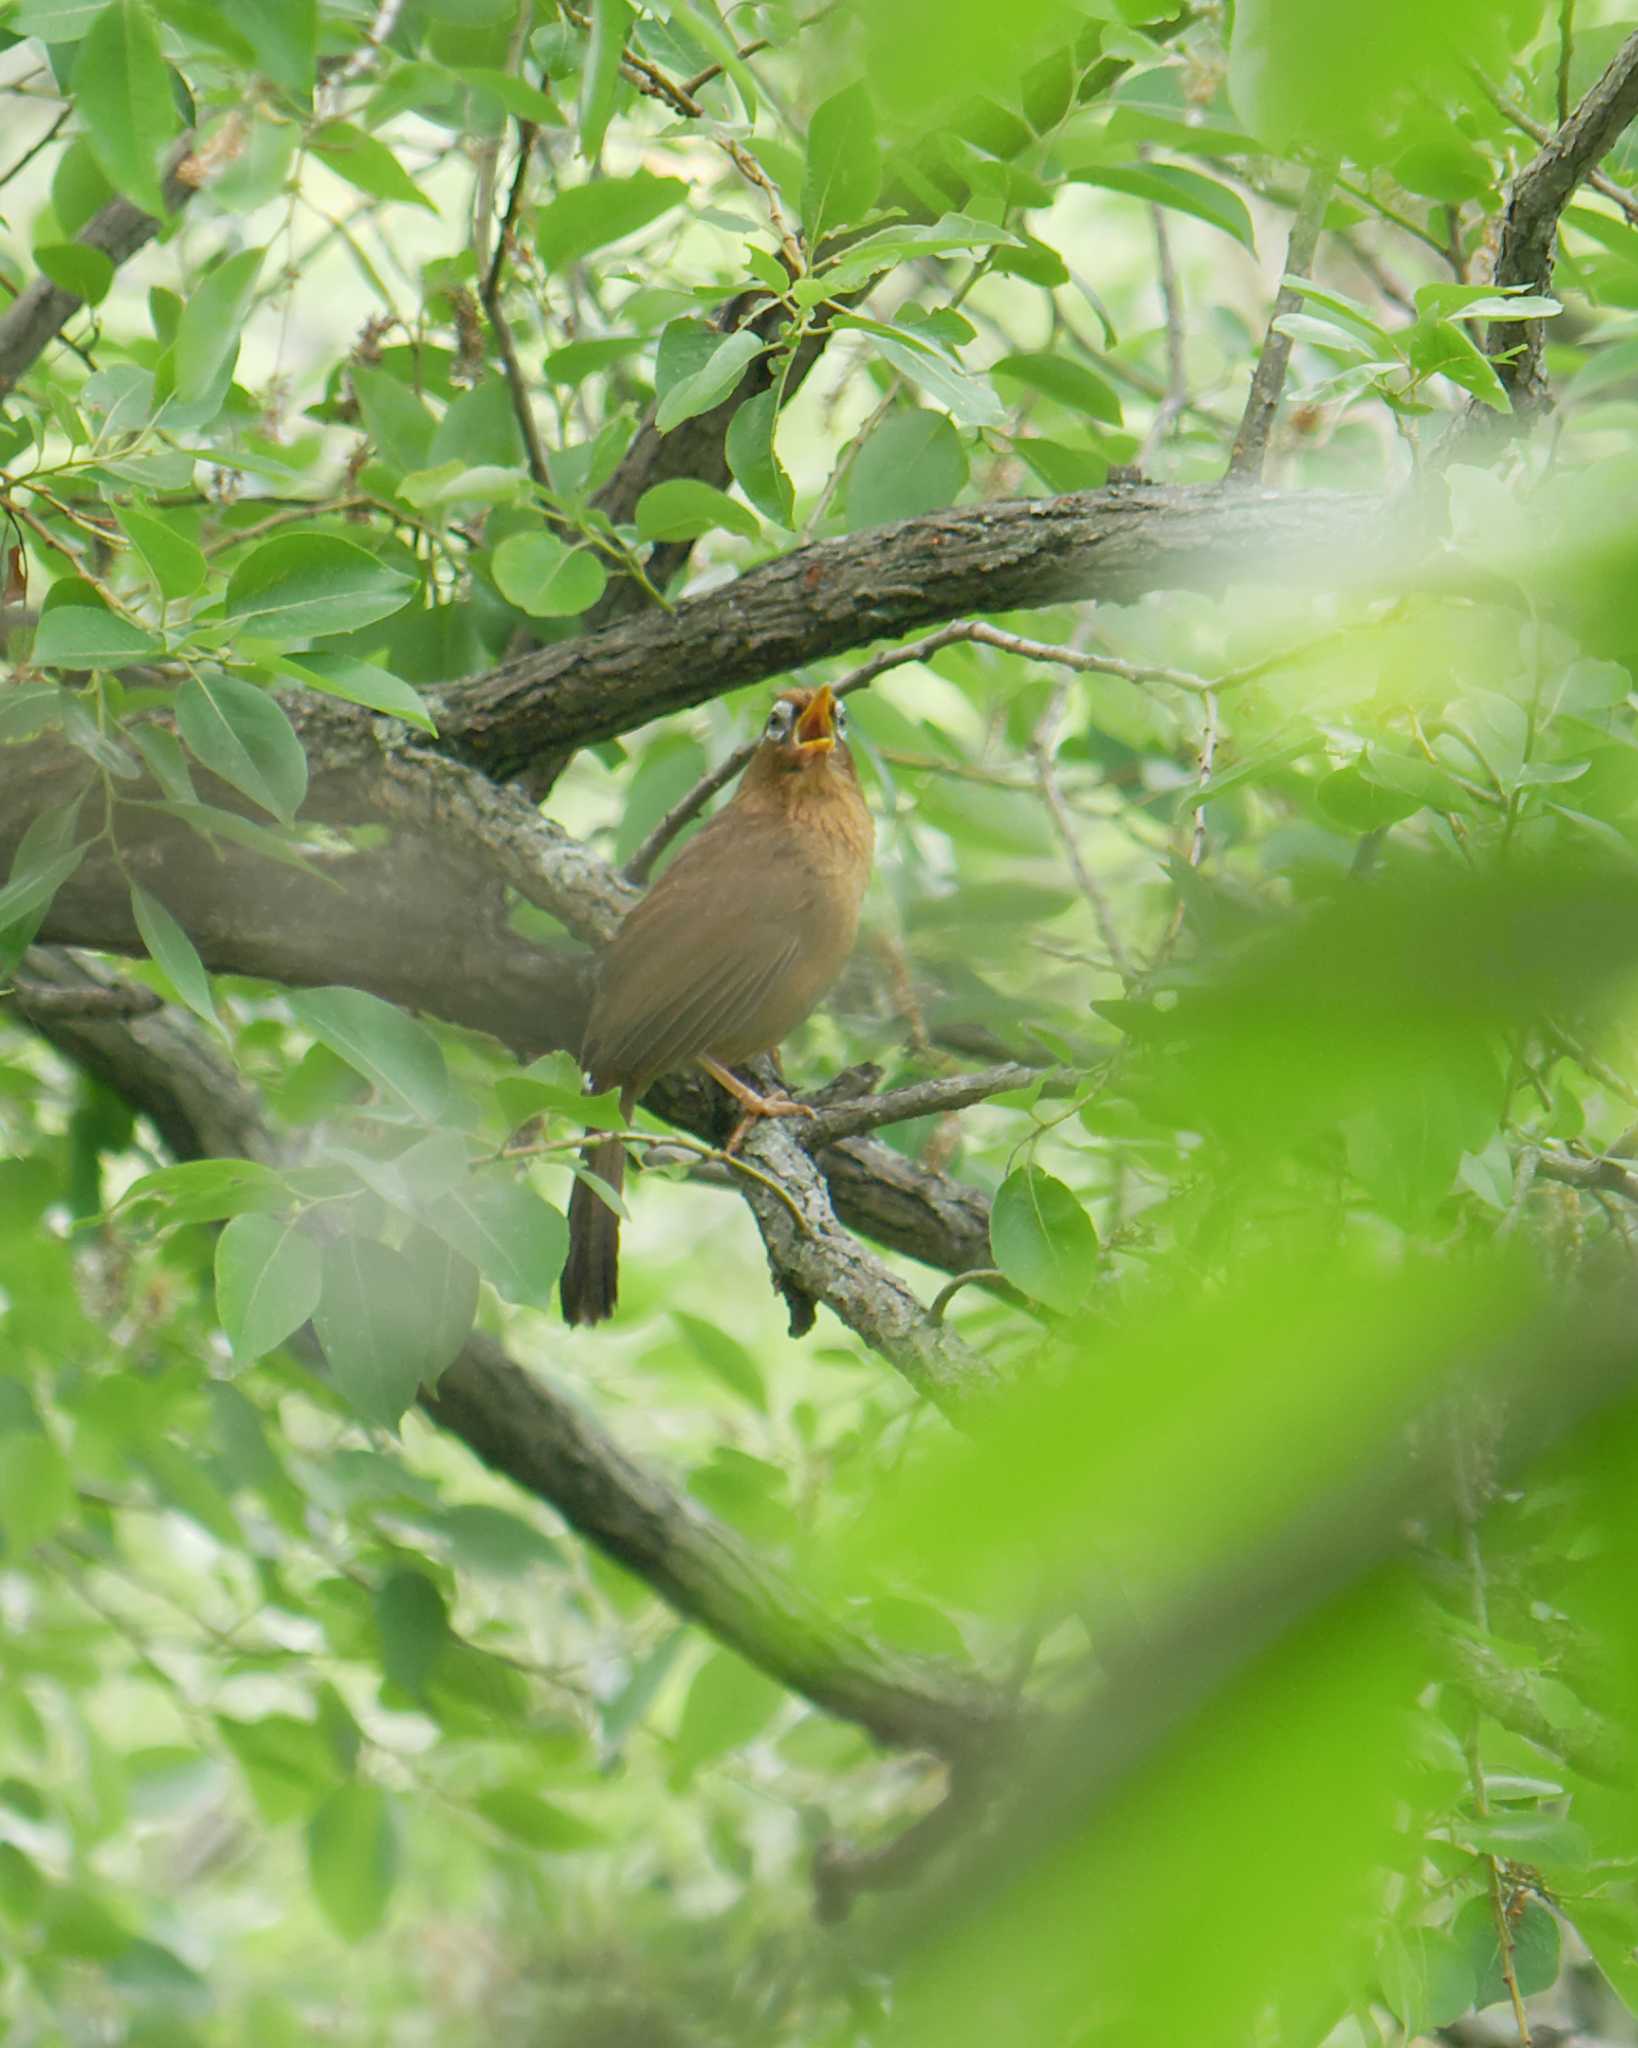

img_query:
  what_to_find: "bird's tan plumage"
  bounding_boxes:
[560,686,873,1326]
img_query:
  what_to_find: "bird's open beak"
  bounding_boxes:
[794,685,837,752]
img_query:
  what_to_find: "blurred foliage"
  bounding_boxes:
[3,0,1638,2042]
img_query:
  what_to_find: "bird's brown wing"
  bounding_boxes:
[583,810,815,1085]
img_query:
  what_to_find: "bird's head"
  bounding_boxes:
[751,685,852,778]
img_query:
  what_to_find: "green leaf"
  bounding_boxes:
[801,81,880,241]
[490,531,608,617]
[33,241,114,304]
[725,386,794,527]
[474,1788,605,1850]
[129,881,219,1031]
[396,1224,480,1371]
[115,503,207,601]
[993,351,1123,424]
[0,842,86,939]
[287,987,450,1123]
[833,314,1006,427]
[424,1173,568,1307]
[634,478,760,542]
[815,213,1025,294]
[169,246,265,421]
[277,652,437,733]
[313,1235,442,1428]
[217,1711,339,1825]
[1456,1894,1561,2011]
[175,671,309,823]
[544,335,646,385]
[313,122,437,212]
[578,0,634,161]
[350,364,439,475]
[219,0,316,99]
[0,1432,72,1554]
[534,172,688,268]
[846,409,968,529]
[373,1569,449,1698]
[1407,318,1511,412]
[671,1311,767,1410]
[990,1167,1097,1313]
[223,534,415,645]
[214,1211,322,1363]
[655,327,764,433]
[119,1156,289,1226]
[306,1783,397,1942]
[31,604,160,666]
[1379,1928,1478,2035]
[455,66,558,121]
[77,0,179,217]
[1071,163,1256,252]
[670,1648,785,1789]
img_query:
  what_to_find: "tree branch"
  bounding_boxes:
[1487,27,1638,412]
[9,948,1016,1762]
[430,483,1390,780]
[1227,157,1337,481]
[0,147,199,399]
[797,1064,1046,1148]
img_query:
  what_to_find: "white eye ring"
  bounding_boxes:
[765,700,796,739]
[833,700,848,739]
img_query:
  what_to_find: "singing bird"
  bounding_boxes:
[560,684,874,1326]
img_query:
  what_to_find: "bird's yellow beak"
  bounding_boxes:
[794,684,837,751]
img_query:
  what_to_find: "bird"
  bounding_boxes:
[560,683,874,1326]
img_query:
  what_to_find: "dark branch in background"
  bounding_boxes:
[0,146,199,399]
[1474,71,1638,229]
[431,483,1390,781]
[1227,157,1337,481]
[480,122,549,491]
[9,948,1015,1763]
[1486,27,1638,412]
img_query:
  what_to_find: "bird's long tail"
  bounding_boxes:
[560,1121,627,1326]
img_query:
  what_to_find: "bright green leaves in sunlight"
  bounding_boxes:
[577,0,634,161]
[534,171,688,268]
[654,324,765,434]
[76,0,179,217]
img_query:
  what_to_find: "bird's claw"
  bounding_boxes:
[725,1096,817,1155]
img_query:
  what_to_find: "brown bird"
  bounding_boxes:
[560,684,874,1326]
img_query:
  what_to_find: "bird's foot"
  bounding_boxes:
[699,1056,816,1153]
[724,1094,816,1155]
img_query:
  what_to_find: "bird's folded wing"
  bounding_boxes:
[584,813,815,1083]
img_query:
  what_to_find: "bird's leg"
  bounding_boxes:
[698,1055,817,1154]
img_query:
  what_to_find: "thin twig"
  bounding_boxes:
[1032,679,1137,984]
[504,1123,810,1231]
[479,123,549,490]
[799,1064,1048,1149]
[0,104,70,193]
[1471,69,1638,229]
[621,620,1219,884]
[928,1268,1007,1323]
[1228,156,1337,480]
[1138,201,1189,470]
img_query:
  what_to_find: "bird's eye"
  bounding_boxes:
[833,701,848,739]
[764,701,796,740]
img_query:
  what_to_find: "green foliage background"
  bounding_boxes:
[3,0,1638,2042]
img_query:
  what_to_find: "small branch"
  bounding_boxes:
[814,1765,983,1923]
[1227,157,1336,480]
[1472,71,1638,228]
[622,618,1216,885]
[327,0,407,87]
[1486,29,1638,412]
[929,1268,1007,1322]
[1441,1631,1626,1786]
[798,1064,1046,1148]
[1032,679,1137,983]
[1534,1145,1638,1208]
[0,104,71,193]
[1138,199,1189,469]
[0,142,201,400]
[479,122,549,491]
[7,976,164,1020]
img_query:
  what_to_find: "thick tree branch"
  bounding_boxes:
[1487,27,1638,411]
[8,949,1015,1762]
[430,483,1390,779]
